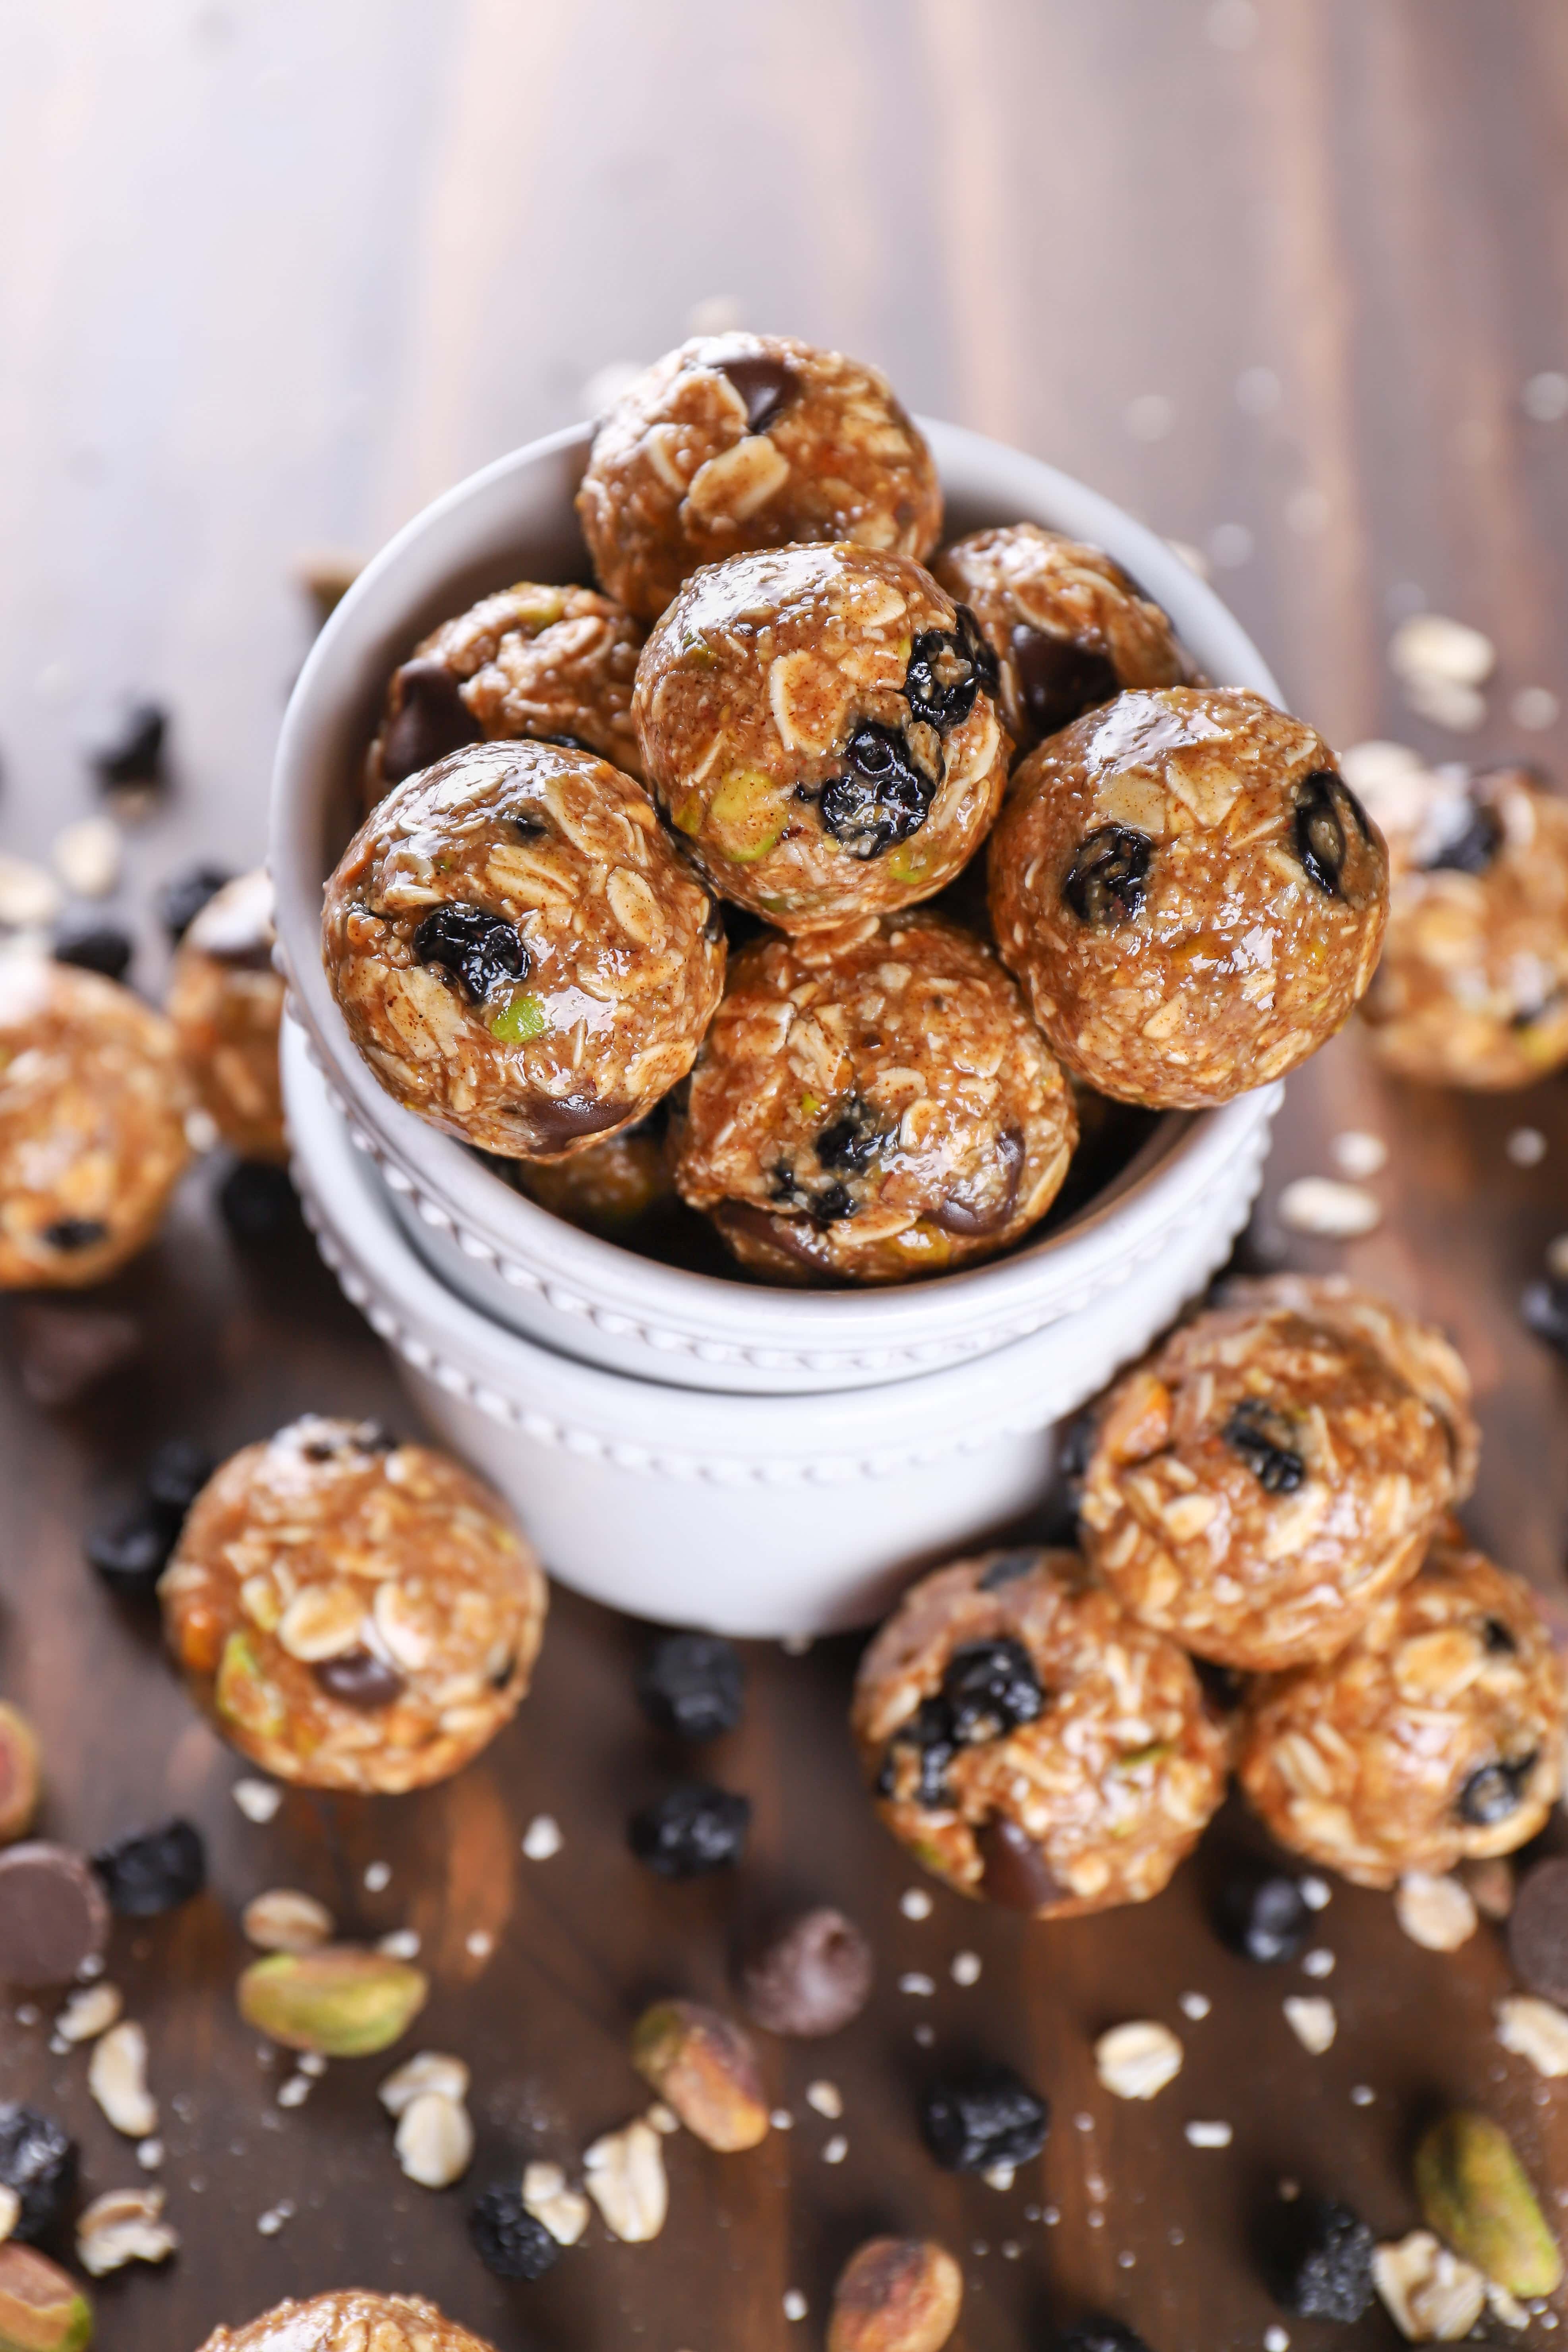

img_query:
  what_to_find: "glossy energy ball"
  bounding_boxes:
[0,958,191,1288]
[988,687,1389,1107]
[199,2291,499,2352]
[635,544,1009,929]
[851,1548,1228,1917]
[166,869,286,1161]
[673,911,1076,1284]
[1238,1533,1566,1886]
[323,739,724,1159]
[362,580,645,809]
[501,1114,678,1237]
[578,333,942,621]
[934,523,1186,762]
[1355,758,1568,1088]
[159,1416,547,1794]
[1079,1276,1478,1671]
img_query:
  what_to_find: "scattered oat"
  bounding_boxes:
[782,2289,808,2323]
[377,1928,421,1960]
[1002,2239,1022,2260]
[1350,2084,1375,2106]
[0,857,60,930]
[1184,2120,1233,2148]
[232,1779,281,1824]
[136,2139,162,2170]
[1507,1128,1548,1169]
[379,2050,470,2118]
[769,2107,793,2131]
[276,2075,311,2109]
[1282,1996,1336,2056]
[522,1814,562,1861]
[821,2133,848,2165]
[1301,1948,1336,1979]
[256,2200,294,2236]
[89,2020,157,2138]
[898,1972,935,1998]
[805,2080,842,2120]
[644,2101,679,2135]
[465,1929,495,1961]
[1125,393,1175,443]
[1178,1990,1212,2021]
[1524,371,1568,424]
[1299,1875,1332,1911]
[242,1889,334,1954]
[1374,2229,1487,2340]
[912,2023,935,2048]
[1395,1872,1476,1953]
[522,2161,591,2246]
[950,1950,982,1986]
[1496,1994,1568,2078]
[1278,1177,1381,1238]
[1095,2019,1184,2101]
[54,1983,122,2044]
[1513,687,1561,732]
[363,1860,392,1894]
[1390,613,1495,690]
[1264,2331,1290,2352]
[52,818,121,899]
[1330,1132,1386,1181]
[899,1888,933,1921]
[982,2161,1016,2192]
[1073,2112,1095,2133]
[76,2186,178,2276]
[396,2089,474,2190]
[583,2118,667,2242]
[297,2053,326,2079]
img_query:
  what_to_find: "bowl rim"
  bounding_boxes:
[271,413,1286,1362]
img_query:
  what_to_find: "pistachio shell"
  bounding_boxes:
[1414,2109,1563,2297]
[0,2243,93,2352]
[631,1998,769,2151]
[238,1945,428,2058]
[214,1632,284,1738]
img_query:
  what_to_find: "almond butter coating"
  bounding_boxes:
[198,2290,499,2352]
[988,685,1388,1108]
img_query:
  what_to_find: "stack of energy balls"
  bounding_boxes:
[323,331,1391,1283]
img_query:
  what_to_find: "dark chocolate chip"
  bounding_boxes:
[977,1816,1069,1912]
[711,1201,828,1273]
[1507,1856,1568,2003]
[85,698,166,787]
[0,2105,75,2243]
[527,1093,630,1153]
[1292,768,1374,898]
[628,1783,750,1878]
[931,1127,1025,1237]
[1267,2195,1375,2322]
[635,1632,744,1743]
[380,658,483,787]
[918,2059,1049,2172]
[977,1548,1041,1592]
[92,1817,205,1916]
[1062,826,1152,926]
[86,1508,180,1596]
[1223,1398,1305,1495]
[52,916,133,982]
[158,863,232,941]
[1424,797,1504,876]
[737,1905,874,2038]
[714,352,799,435]
[1214,1863,1309,1964]
[942,1638,1044,1743]
[1456,1753,1537,1827]
[468,2184,561,2281]
[41,1219,106,1255]
[1010,626,1120,747]
[905,607,997,733]
[412,903,527,1004]
[218,1160,299,1245]
[811,1182,857,1224]
[143,1438,213,1518]
[0,1844,109,1984]
[818,722,938,859]
[312,1650,406,1710]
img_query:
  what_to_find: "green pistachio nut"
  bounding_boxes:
[0,2244,93,2352]
[215,1632,286,1739]
[238,1945,429,2058]
[707,770,788,865]
[1415,2109,1563,2297]
[488,990,548,1044]
[512,586,566,631]
[631,1997,769,2152]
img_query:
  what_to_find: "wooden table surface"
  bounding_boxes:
[5,4,1568,2347]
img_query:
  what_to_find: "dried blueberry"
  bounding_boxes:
[1222,1398,1305,1495]
[978,1549,1041,1593]
[159,863,232,941]
[1011,626,1120,747]
[635,1633,744,1743]
[313,1650,407,1710]
[1214,1863,1308,1963]
[1267,2195,1375,2322]
[816,1097,888,1178]
[86,698,166,787]
[1522,1274,1568,1357]
[879,1695,958,1809]
[919,2059,1049,2172]
[941,1639,1044,1743]
[1058,2322,1154,2352]
[0,2103,75,2242]
[92,1817,205,1916]
[143,1439,213,1519]
[52,916,133,981]
[818,723,937,859]
[468,2184,560,2281]
[534,731,596,758]
[1456,1752,1537,1826]
[1062,826,1152,926]
[1425,796,1503,876]
[811,1182,857,1224]
[85,1508,179,1596]
[1482,1616,1519,1654]
[41,1219,106,1254]
[714,351,799,434]
[1292,769,1373,898]
[218,1160,299,1245]
[628,1783,750,1877]
[380,658,483,787]
[905,606,997,732]
[412,903,528,1004]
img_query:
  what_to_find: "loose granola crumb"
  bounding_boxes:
[522,1815,563,1861]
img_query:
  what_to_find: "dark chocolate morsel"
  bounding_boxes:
[312,1649,407,1710]
[218,1160,299,1246]
[737,1905,874,2038]
[1010,625,1120,746]
[1062,827,1152,926]
[977,1816,1067,1911]
[527,1093,630,1153]
[0,1844,110,1984]
[711,1201,829,1274]
[713,351,799,435]
[1508,1856,1568,2003]
[380,658,483,786]
[932,1127,1025,1237]
[41,1219,108,1255]
[411,903,527,1005]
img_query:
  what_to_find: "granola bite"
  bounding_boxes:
[198,2290,499,2352]
[851,1547,1227,1917]
[166,870,286,1161]
[933,522,1186,761]
[634,544,1009,930]
[1078,1276,1477,1671]
[577,333,942,622]
[322,739,724,1159]
[1356,760,1568,1088]
[988,687,1388,1107]
[1238,1534,1566,1887]
[501,1113,677,1236]
[672,911,1076,1283]
[362,580,645,809]
[159,1416,547,1794]
[0,959,192,1288]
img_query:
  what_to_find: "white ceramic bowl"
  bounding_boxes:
[286,1017,1255,1635]
[271,418,1285,1395]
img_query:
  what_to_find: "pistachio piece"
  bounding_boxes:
[1373,2230,1488,2342]
[0,1711,40,1848]
[1414,2110,1563,2296]
[828,2236,963,2352]
[706,770,788,865]
[0,2243,92,2352]
[241,1890,335,1955]
[214,1633,284,1739]
[630,1998,769,2152]
[237,1946,427,2058]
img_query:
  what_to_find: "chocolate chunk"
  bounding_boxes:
[818,722,938,859]
[1062,826,1152,926]
[635,1633,744,1742]
[41,1219,106,1255]
[714,352,799,435]
[0,1845,109,1984]
[1508,1858,1568,2002]
[312,1649,406,1709]
[1011,625,1120,746]
[932,1127,1024,1236]
[628,1783,750,1878]
[52,916,133,982]
[738,1907,874,2038]
[412,903,527,1004]
[919,2059,1049,2172]
[85,698,166,787]
[711,1202,827,1273]
[526,1093,628,1153]
[13,1304,139,1408]
[1267,2195,1375,2322]
[92,1817,205,1916]
[380,659,483,787]
[977,1816,1067,1911]
[158,863,232,942]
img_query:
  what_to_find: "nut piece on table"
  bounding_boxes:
[86,2022,157,2140]
[1094,2020,1183,2101]
[827,2236,963,2352]
[1414,2110,1563,2297]
[75,2185,178,2276]
[1373,2230,1488,2342]
[242,1889,335,1955]
[0,2105,75,2244]
[737,1906,874,2039]
[394,2092,474,2191]
[0,1713,39,1848]
[237,1948,428,2059]
[1395,1872,1477,1952]
[631,1999,769,2152]
[1495,1994,1568,2078]
[378,2051,470,2117]
[582,2118,668,2242]
[0,2242,92,2352]
[521,2162,590,2247]
[195,2289,501,2351]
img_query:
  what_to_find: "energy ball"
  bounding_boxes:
[988,687,1389,1107]
[851,1547,1228,1917]
[159,1416,547,1794]
[934,522,1186,761]
[199,2292,499,2352]
[672,911,1076,1283]
[634,544,1009,929]
[578,332,942,621]
[502,1114,677,1235]
[1355,758,1568,1088]
[166,869,286,1161]
[1238,1532,1566,1886]
[0,959,191,1288]
[362,580,645,809]
[322,739,724,1159]
[1079,1275,1478,1671]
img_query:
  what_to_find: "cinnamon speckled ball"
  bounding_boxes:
[198,2290,499,2352]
